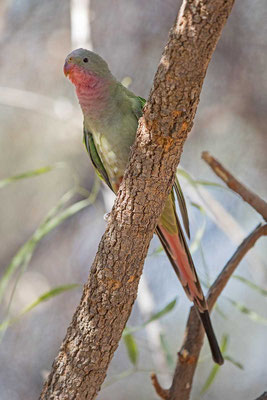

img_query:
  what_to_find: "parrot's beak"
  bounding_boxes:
[64,61,72,77]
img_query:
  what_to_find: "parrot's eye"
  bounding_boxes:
[83,58,88,63]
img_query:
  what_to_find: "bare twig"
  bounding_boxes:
[254,392,267,400]
[151,373,170,400]
[153,224,267,400]
[202,151,267,221]
[207,224,267,309]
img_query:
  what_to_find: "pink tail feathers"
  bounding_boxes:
[156,224,224,365]
[159,225,205,310]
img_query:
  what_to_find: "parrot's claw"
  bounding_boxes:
[104,212,110,222]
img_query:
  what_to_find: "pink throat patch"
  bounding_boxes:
[67,64,109,114]
[67,64,100,90]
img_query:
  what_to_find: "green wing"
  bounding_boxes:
[137,96,146,108]
[83,127,114,192]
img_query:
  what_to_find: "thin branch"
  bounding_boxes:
[151,373,170,400]
[153,224,267,400]
[207,224,267,310]
[254,392,267,400]
[202,151,267,221]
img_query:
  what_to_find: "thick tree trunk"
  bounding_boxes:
[40,0,235,398]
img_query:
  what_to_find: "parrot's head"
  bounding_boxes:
[64,48,112,89]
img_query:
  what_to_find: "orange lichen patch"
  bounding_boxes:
[106,278,122,291]
[147,119,159,131]
[181,121,188,131]
[127,275,136,284]
[178,348,196,364]
[156,135,174,151]
[172,110,183,118]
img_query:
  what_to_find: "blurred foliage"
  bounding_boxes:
[0,167,100,340]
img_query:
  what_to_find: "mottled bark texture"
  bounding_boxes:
[40,1,235,399]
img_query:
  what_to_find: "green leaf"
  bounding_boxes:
[21,284,80,315]
[224,355,244,370]
[149,245,164,256]
[0,165,59,189]
[214,303,228,320]
[201,364,220,395]
[102,368,135,388]
[0,284,80,332]
[123,333,138,365]
[189,202,206,254]
[159,333,174,369]
[177,168,196,186]
[123,298,177,337]
[194,180,228,190]
[227,299,267,325]
[144,298,177,326]
[200,334,228,395]
[0,178,100,305]
[177,168,228,190]
[233,275,267,297]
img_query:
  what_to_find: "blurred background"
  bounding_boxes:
[0,1,266,399]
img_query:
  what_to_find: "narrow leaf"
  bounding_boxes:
[177,168,196,186]
[102,368,135,388]
[144,298,177,326]
[228,299,267,325]
[214,304,228,319]
[200,334,228,395]
[224,355,244,370]
[0,165,57,189]
[21,284,80,315]
[0,284,80,332]
[123,333,138,365]
[194,180,228,190]
[177,168,228,190]
[122,298,177,336]
[0,179,99,304]
[160,333,174,369]
[233,275,267,296]
[189,202,206,254]
[149,245,164,256]
[201,364,220,395]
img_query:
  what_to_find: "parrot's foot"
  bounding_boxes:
[103,212,110,222]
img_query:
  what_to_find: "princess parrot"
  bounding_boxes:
[64,48,224,365]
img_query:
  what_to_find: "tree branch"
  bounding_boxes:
[254,392,267,400]
[153,224,267,400]
[207,224,267,309]
[152,147,267,400]
[202,151,267,221]
[40,1,235,398]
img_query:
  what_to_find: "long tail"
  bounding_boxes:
[156,223,224,365]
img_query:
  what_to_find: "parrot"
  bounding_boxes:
[64,48,224,365]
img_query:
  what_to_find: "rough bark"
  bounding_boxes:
[202,151,267,221]
[40,1,235,398]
